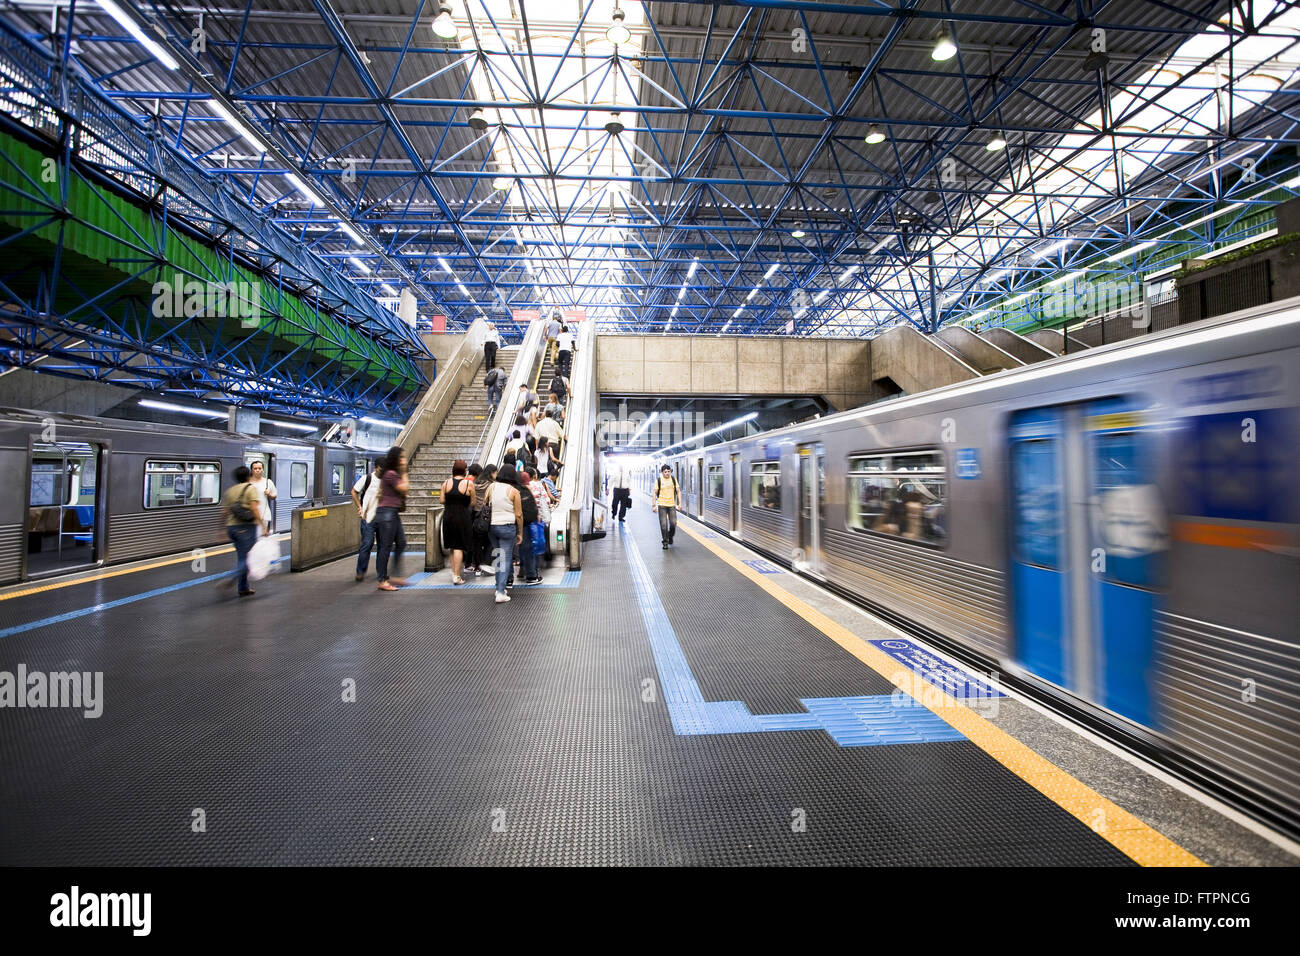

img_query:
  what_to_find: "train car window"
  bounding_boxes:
[143,461,220,508]
[708,465,724,499]
[847,450,947,546]
[331,465,346,496]
[291,462,308,498]
[29,461,68,507]
[749,461,781,510]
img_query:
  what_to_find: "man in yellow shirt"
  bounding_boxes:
[652,464,681,549]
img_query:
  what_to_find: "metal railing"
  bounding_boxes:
[396,318,488,452]
[549,320,600,568]
[480,318,547,467]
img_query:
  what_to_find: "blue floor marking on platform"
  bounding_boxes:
[621,525,965,746]
[0,555,291,639]
[742,558,783,574]
[870,639,1005,700]
[406,570,580,589]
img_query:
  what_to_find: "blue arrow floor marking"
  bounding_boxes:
[620,525,965,747]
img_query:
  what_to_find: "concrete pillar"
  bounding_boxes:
[228,407,260,434]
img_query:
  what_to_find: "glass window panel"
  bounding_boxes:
[291,462,308,498]
[708,465,724,498]
[847,449,948,546]
[749,461,781,509]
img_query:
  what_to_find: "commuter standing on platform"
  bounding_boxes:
[350,457,384,581]
[374,445,410,592]
[611,461,631,522]
[441,459,476,586]
[472,463,497,575]
[487,464,524,603]
[556,324,575,378]
[218,464,262,598]
[247,459,277,536]
[653,464,681,548]
[484,321,500,369]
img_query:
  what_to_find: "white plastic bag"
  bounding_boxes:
[247,536,280,582]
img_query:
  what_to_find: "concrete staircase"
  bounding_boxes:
[401,349,516,552]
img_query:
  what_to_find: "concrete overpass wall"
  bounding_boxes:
[980,327,1056,364]
[867,325,979,394]
[935,325,1023,373]
[595,334,874,411]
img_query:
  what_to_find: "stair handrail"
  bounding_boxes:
[396,317,489,452]
[480,317,546,468]
[549,319,598,567]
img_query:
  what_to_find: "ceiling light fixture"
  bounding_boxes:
[492,176,513,191]
[791,225,806,239]
[468,108,488,131]
[208,98,265,153]
[607,8,631,46]
[96,0,179,70]
[431,3,457,40]
[605,113,625,135]
[687,257,699,279]
[932,27,957,62]
[864,124,886,145]
[286,172,323,206]
[763,263,781,279]
[986,132,1008,152]
[348,256,371,274]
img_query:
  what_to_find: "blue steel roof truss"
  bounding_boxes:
[0,0,1295,350]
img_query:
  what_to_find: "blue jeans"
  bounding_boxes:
[356,518,376,575]
[226,524,257,594]
[519,526,538,580]
[490,523,516,594]
[374,507,406,582]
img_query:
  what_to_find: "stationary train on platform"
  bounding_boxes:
[0,409,369,583]
[658,298,1300,832]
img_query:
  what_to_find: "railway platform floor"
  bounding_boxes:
[0,503,1295,866]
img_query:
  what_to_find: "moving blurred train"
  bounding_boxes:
[660,296,1300,831]
[0,409,369,583]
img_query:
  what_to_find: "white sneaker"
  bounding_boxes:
[494,592,511,603]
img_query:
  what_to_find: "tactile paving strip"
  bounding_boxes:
[0,505,1134,864]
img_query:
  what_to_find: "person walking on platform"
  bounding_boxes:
[653,464,681,548]
[556,325,575,378]
[484,365,505,415]
[484,321,500,369]
[441,460,476,585]
[487,464,524,603]
[350,457,383,580]
[611,462,631,522]
[374,445,410,592]
[218,464,263,597]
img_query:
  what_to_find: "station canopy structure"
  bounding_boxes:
[4,0,1300,351]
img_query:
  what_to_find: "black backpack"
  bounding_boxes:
[229,483,257,523]
[486,368,502,388]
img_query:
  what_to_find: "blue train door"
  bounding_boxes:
[1081,398,1163,728]
[1008,408,1071,688]
[1008,401,1163,728]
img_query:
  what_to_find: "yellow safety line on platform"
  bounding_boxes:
[0,538,272,602]
[675,520,1205,868]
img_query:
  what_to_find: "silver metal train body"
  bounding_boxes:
[661,298,1300,825]
[0,407,370,584]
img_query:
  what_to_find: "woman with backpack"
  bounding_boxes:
[374,445,410,592]
[218,464,263,597]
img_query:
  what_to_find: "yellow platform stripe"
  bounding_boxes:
[0,533,285,602]
[675,520,1205,867]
